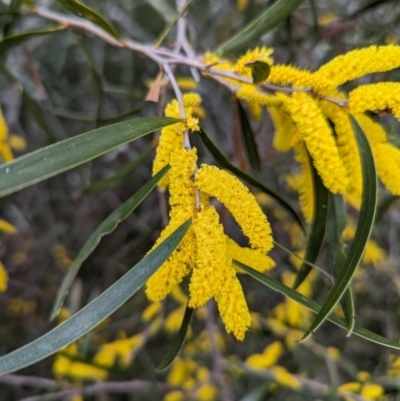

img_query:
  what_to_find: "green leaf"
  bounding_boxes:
[215,0,304,54]
[245,61,271,85]
[81,143,153,196]
[239,383,270,401]
[234,261,400,350]
[0,219,192,375]
[293,154,328,289]
[301,115,377,341]
[236,100,261,171]
[56,0,120,39]
[50,165,170,321]
[156,302,193,371]
[0,25,65,53]
[199,126,304,231]
[327,193,355,335]
[0,60,58,143]
[0,116,178,197]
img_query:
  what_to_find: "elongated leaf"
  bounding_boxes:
[301,115,377,341]
[236,100,261,171]
[56,0,120,39]
[327,193,355,334]
[215,0,304,53]
[234,261,400,350]
[0,60,58,143]
[199,126,304,231]
[81,144,153,195]
[0,25,65,53]
[293,154,328,288]
[0,117,178,197]
[156,302,193,371]
[0,219,192,375]
[50,165,170,321]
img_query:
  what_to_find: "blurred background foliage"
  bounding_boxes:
[2,0,400,400]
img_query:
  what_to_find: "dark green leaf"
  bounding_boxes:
[234,261,400,350]
[327,193,355,334]
[301,115,377,341]
[0,117,178,197]
[245,61,271,85]
[50,165,170,321]
[293,153,328,288]
[156,302,193,371]
[0,219,192,375]
[0,25,65,53]
[215,0,304,53]
[199,126,304,231]
[56,0,120,39]
[81,143,153,195]
[236,100,261,171]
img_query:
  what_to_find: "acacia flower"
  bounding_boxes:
[0,262,8,293]
[349,82,400,119]
[267,65,323,89]
[152,93,201,189]
[286,92,349,194]
[314,45,400,89]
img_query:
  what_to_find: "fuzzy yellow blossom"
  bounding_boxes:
[267,65,322,89]
[152,93,201,189]
[349,82,400,117]
[176,77,198,90]
[315,45,400,89]
[196,165,273,253]
[246,341,283,369]
[52,355,108,381]
[355,114,388,144]
[320,100,363,196]
[234,46,274,77]
[292,142,314,223]
[226,236,275,273]
[142,302,162,322]
[361,384,384,399]
[165,305,186,333]
[7,297,37,316]
[196,383,218,401]
[0,219,17,234]
[146,148,198,301]
[92,333,144,368]
[287,92,348,193]
[271,366,301,390]
[0,262,8,292]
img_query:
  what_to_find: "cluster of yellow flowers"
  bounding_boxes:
[149,93,275,340]
[205,45,400,220]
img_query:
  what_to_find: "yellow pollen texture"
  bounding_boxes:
[234,46,274,77]
[196,165,273,253]
[267,65,322,89]
[287,92,348,194]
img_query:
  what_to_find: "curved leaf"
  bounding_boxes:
[327,193,355,335]
[236,100,261,171]
[199,126,304,231]
[50,165,170,321]
[56,0,120,39]
[0,219,192,375]
[234,261,400,350]
[0,116,179,197]
[215,0,304,54]
[156,302,193,371]
[301,115,377,341]
[0,25,65,53]
[293,153,328,289]
[81,143,153,195]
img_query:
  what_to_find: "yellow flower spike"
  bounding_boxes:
[142,302,162,322]
[292,142,315,223]
[226,236,275,273]
[320,100,363,196]
[287,92,349,194]
[235,46,274,77]
[0,108,8,142]
[355,114,388,144]
[373,142,400,195]
[152,93,201,189]
[246,341,283,369]
[0,219,17,235]
[189,206,231,308]
[0,261,8,292]
[267,65,322,89]
[214,272,251,341]
[270,366,301,390]
[8,134,26,151]
[196,165,273,253]
[196,383,218,401]
[165,305,186,333]
[314,45,400,89]
[360,384,384,399]
[0,143,13,163]
[349,82,400,117]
